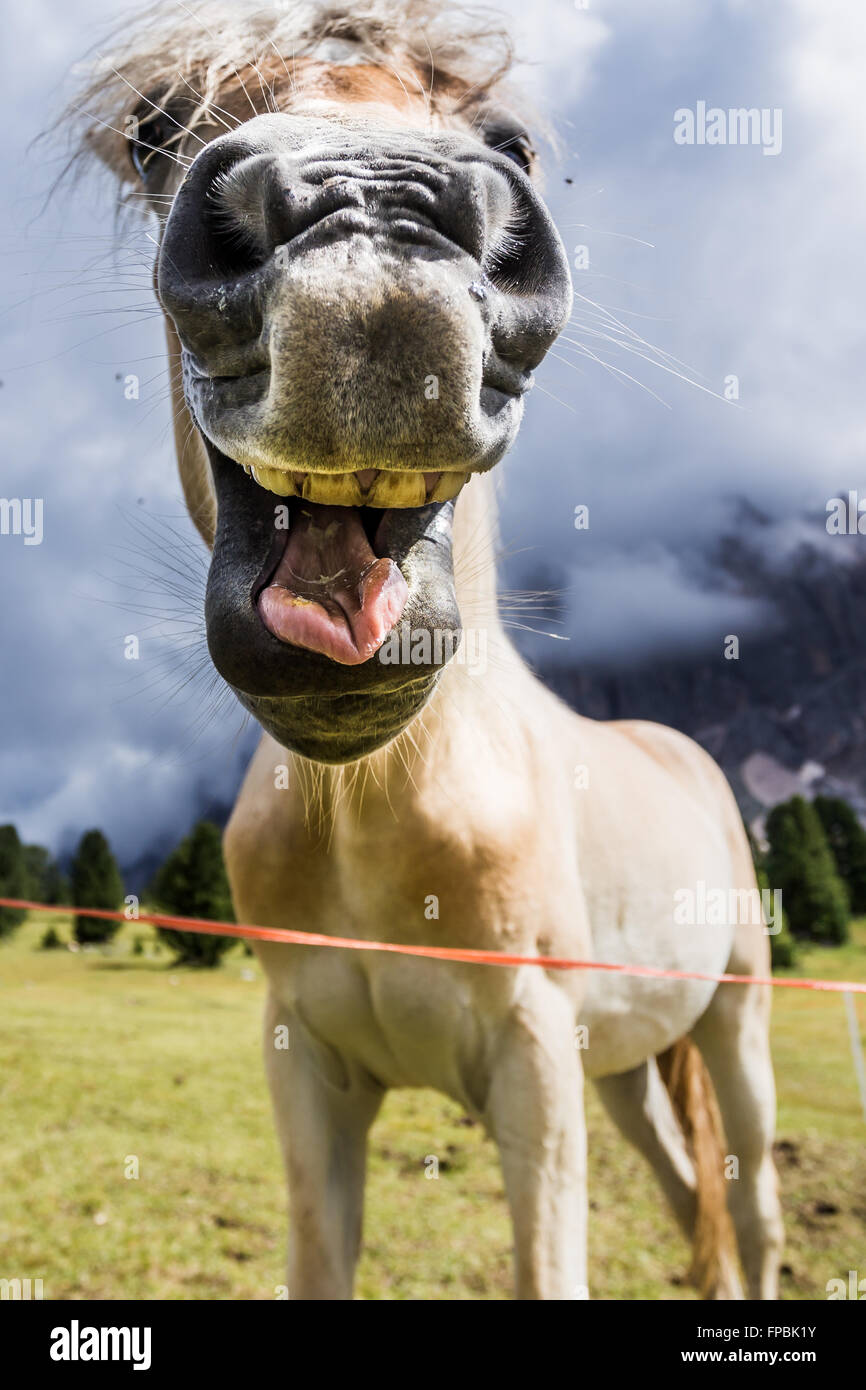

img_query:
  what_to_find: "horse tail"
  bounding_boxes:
[657,1037,740,1298]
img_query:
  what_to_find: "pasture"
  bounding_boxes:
[1,911,864,1300]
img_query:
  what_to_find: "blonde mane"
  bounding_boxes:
[66,1,519,185]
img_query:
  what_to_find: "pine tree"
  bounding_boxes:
[756,866,797,968]
[0,824,27,939]
[813,796,866,916]
[745,818,797,968]
[23,844,69,906]
[149,821,234,967]
[765,796,849,944]
[71,830,124,944]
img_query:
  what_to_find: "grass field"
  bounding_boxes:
[1,911,864,1300]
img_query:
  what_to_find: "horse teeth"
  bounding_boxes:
[251,465,294,496]
[240,463,470,507]
[428,472,469,502]
[301,472,364,506]
[368,471,428,507]
[355,469,380,494]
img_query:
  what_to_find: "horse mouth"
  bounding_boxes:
[203,441,462,707]
[255,493,436,666]
[220,462,465,666]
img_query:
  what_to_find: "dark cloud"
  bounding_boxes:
[1,0,861,861]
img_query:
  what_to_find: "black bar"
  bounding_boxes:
[6,1298,860,1375]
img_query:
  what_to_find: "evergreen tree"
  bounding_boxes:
[765,796,849,944]
[22,844,69,906]
[149,821,234,967]
[71,830,124,943]
[0,824,27,939]
[756,867,797,969]
[745,818,797,968]
[813,796,866,916]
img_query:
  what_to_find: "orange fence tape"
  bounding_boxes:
[2,898,865,993]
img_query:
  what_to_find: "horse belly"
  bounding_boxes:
[577,865,738,1078]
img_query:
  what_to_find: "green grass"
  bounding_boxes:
[1,913,864,1300]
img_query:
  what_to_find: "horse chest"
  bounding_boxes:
[279,945,493,1095]
[250,809,573,1095]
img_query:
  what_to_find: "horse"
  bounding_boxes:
[67,0,782,1299]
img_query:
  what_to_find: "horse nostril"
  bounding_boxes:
[205,204,270,279]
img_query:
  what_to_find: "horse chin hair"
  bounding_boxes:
[236,679,443,765]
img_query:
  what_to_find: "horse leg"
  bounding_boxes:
[595,1058,744,1298]
[595,1059,697,1231]
[263,992,384,1300]
[691,980,784,1299]
[486,977,587,1299]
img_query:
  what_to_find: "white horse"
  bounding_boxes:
[71,0,782,1299]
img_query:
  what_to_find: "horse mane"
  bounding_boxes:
[63,0,518,185]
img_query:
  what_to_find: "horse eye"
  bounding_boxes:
[487,130,534,174]
[130,140,150,179]
[128,113,172,179]
[502,139,532,171]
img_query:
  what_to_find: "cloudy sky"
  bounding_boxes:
[1,0,863,867]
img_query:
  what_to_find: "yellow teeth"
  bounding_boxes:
[246,464,293,496]
[427,471,470,503]
[244,465,469,507]
[371,470,427,508]
[300,471,363,506]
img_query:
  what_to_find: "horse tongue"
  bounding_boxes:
[257,502,408,665]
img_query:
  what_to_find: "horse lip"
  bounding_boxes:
[183,347,269,387]
[482,352,532,399]
[185,360,270,416]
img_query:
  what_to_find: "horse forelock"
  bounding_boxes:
[63,0,523,186]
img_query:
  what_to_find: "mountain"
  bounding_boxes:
[537,515,866,835]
